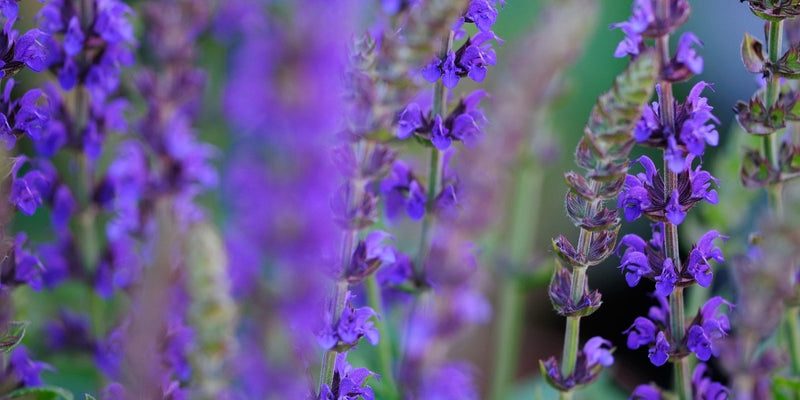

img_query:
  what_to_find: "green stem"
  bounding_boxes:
[490,156,544,400]
[559,179,600,389]
[318,280,350,391]
[561,314,581,379]
[414,32,454,283]
[653,6,692,392]
[365,275,398,397]
[765,20,785,216]
[669,288,692,400]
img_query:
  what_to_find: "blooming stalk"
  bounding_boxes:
[612,0,730,398]
[540,47,657,397]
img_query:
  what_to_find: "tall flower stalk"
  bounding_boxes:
[540,45,657,400]
[0,5,62,397]
[377,0,501,397]
[613,1,730,399]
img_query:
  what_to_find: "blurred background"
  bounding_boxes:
[6,0,771,398]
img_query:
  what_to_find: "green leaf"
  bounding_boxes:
[84,396,96,400]
[0,321,29,353]
[3,386,74,400]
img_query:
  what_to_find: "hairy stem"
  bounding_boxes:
[654,6,692,392]
[765,20,785,216]
[414,31,454,283]
[670,288,692,400]
[318,279,350,391]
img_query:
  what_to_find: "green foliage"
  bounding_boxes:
[2,387,73,400]
[0,322,28,354]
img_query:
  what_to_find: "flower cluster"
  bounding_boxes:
[421,32,498,88]
[618,155,719,225]
[541,34,658,392]
[618,223,725,296]
[631,363,728,399]
[317,352,377,400]
[625,296,731,365]
[318,293,380,351]
[540,337,615,391]
[633,82,719,172]
[38,0,134,99]
[397,90,487,150]
[612,0,731,397]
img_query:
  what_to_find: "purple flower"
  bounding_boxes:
[686,296,731,361]
[94,0,135,44]
[9,345,53,387]
[431,114,451,150]
[397,102,424,139]
[317,292,379,350]
[654,258,677,297]
[63,16,84,56]
[380,161,427,221]
[418,362,478,400]
[584,336,614,367]
[630,384,662,400]
[344,231,396,283]
[619,249,652,287]
[317,352,377,400]
[0,0,18,19]
[649,331,670,366]
[685,231,726,287]
[692,363,729,399]
[421,57,442,83]
[10,169,49,216]
[624,317,657,350]
[442,50,458,89]
[463,0,499,33]
[619,156,719,224]
[664,31,704,81]
[665,189,685,225]
[12,28,48,73]
[610,0,653,57]
[632,82,719,171]
[618,175,651,221]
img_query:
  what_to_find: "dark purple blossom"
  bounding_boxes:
[344,231,396,283]
[0,79,49,150]
[317,352,377,400]
[63,16,84,56]
[9,345,53,387]
[421,33,498,88]
[654,258,678,297]
[632,82,719,172]
[692,363,729,399]
[611,0,691,58]
[630,384,662,400]
[417,362,479,400]
[618,155,719,225]
[686,296,731,361]
[685,231,726,287]
[649,331,670,366]
[317,292,379,351]
[541,336,615,391]
[395,90,487,150]
[625,317,657,350]
[617,223,725,290]
[381,161,427,221]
